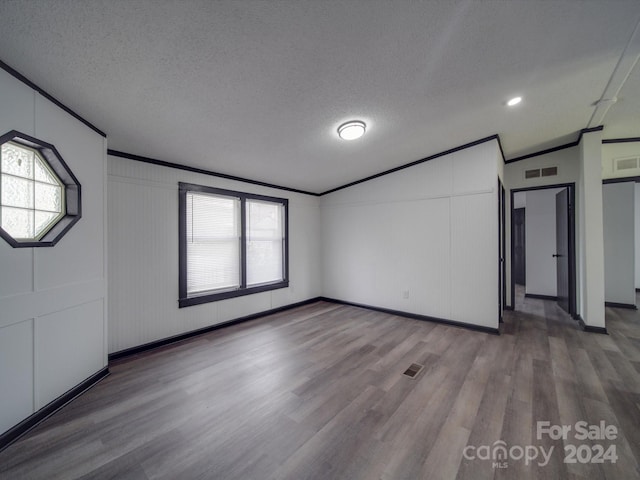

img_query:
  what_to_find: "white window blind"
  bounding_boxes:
[179,182,288,307]
[246,199,284,286]
[186,192,240,295]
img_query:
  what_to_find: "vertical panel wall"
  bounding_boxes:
[320,139,500,330]
[603,182,636,306]
[107,157,322,354]
[578,130,605,328]
[0,69,107,434]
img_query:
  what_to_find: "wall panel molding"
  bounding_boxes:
[0,279,105,329]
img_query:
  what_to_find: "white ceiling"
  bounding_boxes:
[0,0,638,194]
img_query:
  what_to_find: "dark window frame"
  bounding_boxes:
[0,130,82,248]
[178,182,289,308]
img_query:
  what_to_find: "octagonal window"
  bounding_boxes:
[2,142,64,239]
[0,131,81,248]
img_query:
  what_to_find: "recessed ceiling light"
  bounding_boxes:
[507,96,522,107]
[338,120,366,140]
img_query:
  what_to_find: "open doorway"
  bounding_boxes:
[602,179,638,309]
[510,183,577,317]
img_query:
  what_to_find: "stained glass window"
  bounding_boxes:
[0,142,65,240]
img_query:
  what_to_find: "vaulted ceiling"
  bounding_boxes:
[0,0,638,193]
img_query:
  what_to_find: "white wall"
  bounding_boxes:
[503,146,580,307]
[321,139,500,330]
[578,130,605,328]
[108,157,322,354]
[602,141,640,299]
[525,188,564,297]
[603,182,636,306]
[602,141,640,180]
[0,69,107,434]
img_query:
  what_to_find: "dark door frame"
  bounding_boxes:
[509,183,577,317]
[512,207,526,286]
[499,179,506,322]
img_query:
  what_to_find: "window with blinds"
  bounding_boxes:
[247,199,284,286]
[186,192,240,295]
[179,183,288,307]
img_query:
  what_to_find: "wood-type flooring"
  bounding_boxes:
[1,292,639,479]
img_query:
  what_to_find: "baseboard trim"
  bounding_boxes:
[524,293,558,301]
[108,297,324,361]
[577,317,608,335]
[504,305,514,311]
[109,296,499,361]
[319,297,500,335]
[0,367,109,453]
[605,302,637,310]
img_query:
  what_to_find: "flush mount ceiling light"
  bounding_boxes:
[507,96,522,107]
[338,120,366,140]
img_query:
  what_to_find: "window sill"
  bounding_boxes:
[178,280,289,308]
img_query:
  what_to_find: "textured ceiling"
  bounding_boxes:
[0,0,638,193]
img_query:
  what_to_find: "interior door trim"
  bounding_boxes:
[509,183,577,317]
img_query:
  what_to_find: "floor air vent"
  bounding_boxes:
[403,363,424,378]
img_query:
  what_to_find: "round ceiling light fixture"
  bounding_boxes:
[507,96,522,107]
[338,120,366,140]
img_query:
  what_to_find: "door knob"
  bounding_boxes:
[553,254,563,258]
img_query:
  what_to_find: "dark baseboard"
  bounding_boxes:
[525,293,558,301]
[109,296,499,362]
[109,297,323,361]
[319,297,500,335]
[636,288,640,292]
[0,367,109,453]
[577,317,608,335]
[504,305,514,311]
[605,302,637,310]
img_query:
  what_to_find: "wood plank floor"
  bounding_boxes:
[1,294,640,479]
